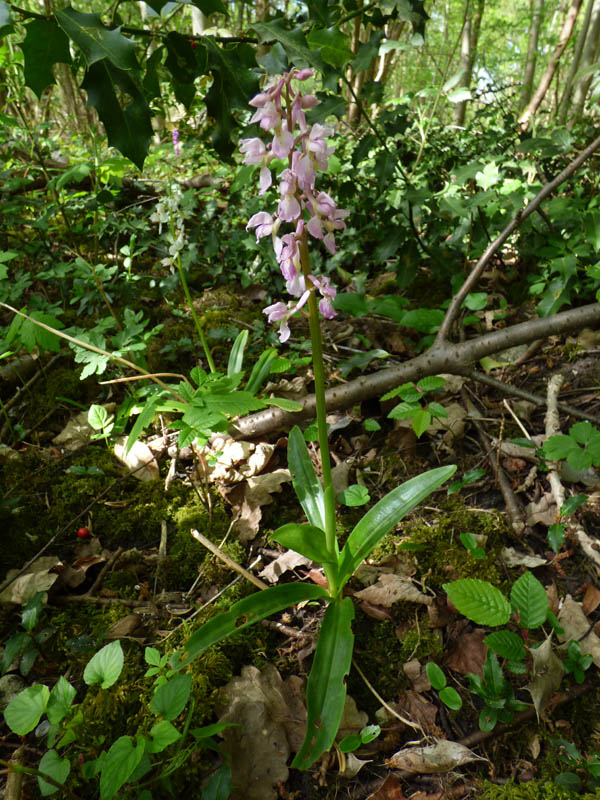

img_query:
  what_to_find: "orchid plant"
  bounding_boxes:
[172,70,456,769]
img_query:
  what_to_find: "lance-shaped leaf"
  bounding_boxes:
[292,596,354,769]
[55,7,138,71]
[288,426,326,532]
[176,583,328,666]
[227,330,248,378]
[82,61,152,170]
[273,522,335,566]
[21,19,72,98]
[340,466,456,583]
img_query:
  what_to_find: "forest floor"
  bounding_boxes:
[2,279,600,800]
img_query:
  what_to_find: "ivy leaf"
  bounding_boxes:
[4,684,49,735]
[82,60,153,170]
[99,736,145,800]
[338,485,370,507]
[560,494,587,517]
[55,7,138,71]
[21,19,72,98]
[83,641,124,689]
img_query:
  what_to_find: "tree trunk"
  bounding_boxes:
[519,0,545,111]
[518,0,583,130]
[452,0,484,127]
[570,0,600,117]
[557,0,593,121]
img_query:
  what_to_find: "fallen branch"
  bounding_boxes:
[233,302,600,438]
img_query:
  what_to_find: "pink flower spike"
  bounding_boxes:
[319,297,336,319]
[249,92,270,107]
[323,232,337,254]
[263,301,288,323]
[271,127,294,159]
[295,68,314,81]
[259,166,272,194]
[286,272,306,297]
[307,215,323,240]
[239,137,266,164]
[246,211,274,241]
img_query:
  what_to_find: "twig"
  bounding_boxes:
[190,528,268,590]
[436,132,600,341]
[352,659,425,734]
[85,547,124,597]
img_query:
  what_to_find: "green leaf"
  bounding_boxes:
[411,408,431,438]
[38,749,70,797]
[83,641,124,689]
[99,736,145,800]
[147,719,182,753]
[1,632,30,674]
[306,27,353,67]
[484,630,525,661]
[150,675,191,720]
[547,523,566,554]
[125,394,161,454]
[227,330,248,378]
[417,376,446,392]
[543,434,577,461]
[88,404,112,432]
[338,349,389,376]
[144,646,162,667]
[178,584,328,667]
[272,523,333,564]
[46,676,77,725]
[4,684,49,734]
[202,763,233,800]
[341,466,456,584]
[360,724,381,744]
[439,686,462,710]
[510,572,548,629]
[338,733,361,753]
[425,662,446,690]
[82,60,153,170]
[250,19,325,71]
[443,579,510,626]
[288,426,326,531]
[463,292,488,311]
[560,494,587,517]
[363,418,381,432]
[21,19,71,98]
[292,596,354,769]
[399,308,445,333]
[245,347,277,395]
[265,397,304,412]
[337,485,370,507]
[55,8,138,70]
[21,591,44,633]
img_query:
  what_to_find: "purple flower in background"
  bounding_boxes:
[172,129,181,158]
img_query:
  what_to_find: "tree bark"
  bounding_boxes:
[519,0,545,111]
[453,0,485,127]
[519,0,583,130]
[557,0,593,120]
[570,0,600,118]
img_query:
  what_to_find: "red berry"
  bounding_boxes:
[77,527,90,539]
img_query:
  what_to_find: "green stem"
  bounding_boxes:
[174,256,216,373]
[298,235,339,595]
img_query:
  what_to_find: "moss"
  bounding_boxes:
[368,497,511,593]
[479,779,600,800]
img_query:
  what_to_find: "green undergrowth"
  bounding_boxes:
[480,780,600,800]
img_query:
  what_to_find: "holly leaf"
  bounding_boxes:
[306,27,353,68]
[82,60,152,170]
[251,19,325,71]
[55,7,138,71]
[21,19,72,98]
[143,0,226,13]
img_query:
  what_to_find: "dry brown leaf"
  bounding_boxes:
[204,438,275,483]
[403,659,432,693]
[113,439,159,482]
[558,594,600,667]
[53,406,113,451]
[359,600,394,621]
[107,614,145,638]
[525,493,557,527]
[259,551,312,584]
[583,585,600,617]
[339,752,370,778]
[365,774,406,799]
[547,583,559,616]
[396,690,441,735]
[502,547,547,568]
[223,469,291,543]
[354,574,430,608]
[0,557,61,604]
[216,664,306,800]
[527,636,564,719]
[386,739,486,773]
[445,630,488,676]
